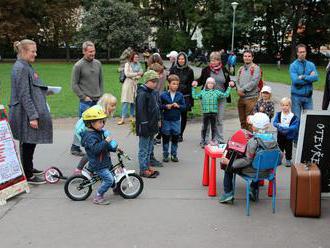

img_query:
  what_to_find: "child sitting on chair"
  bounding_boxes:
[219,112,279,203]
[81,108,118,205]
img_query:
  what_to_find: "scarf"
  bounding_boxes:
[209,63,223,74]
[131,62,141,73]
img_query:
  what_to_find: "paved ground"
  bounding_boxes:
[0,64,328,248]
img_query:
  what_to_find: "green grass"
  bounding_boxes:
[0,62,326,118]
[258,64,326,91]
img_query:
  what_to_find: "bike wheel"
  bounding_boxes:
[64,175,92,201]
[118,173,144,199]
[44,167,61,184]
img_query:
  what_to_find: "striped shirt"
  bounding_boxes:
[192,87,231,113]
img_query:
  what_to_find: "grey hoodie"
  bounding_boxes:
[232,134,278,169]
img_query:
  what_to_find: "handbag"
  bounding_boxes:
[119,70,126,83]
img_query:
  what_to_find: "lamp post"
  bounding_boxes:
[231,2,239,52]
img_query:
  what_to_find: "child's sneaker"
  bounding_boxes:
[163,156,169,162]
[285,160,292,167]
[219,192,234,204]
[93,194,110,205]
[149,156,163,167]
[171,155,179,162]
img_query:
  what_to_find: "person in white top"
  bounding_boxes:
[273,97,300,167]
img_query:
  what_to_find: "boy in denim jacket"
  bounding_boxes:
[160,74,186,162]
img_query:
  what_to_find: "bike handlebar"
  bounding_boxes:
[116,149,131,160]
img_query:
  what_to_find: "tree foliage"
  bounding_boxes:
[79,0,150,57]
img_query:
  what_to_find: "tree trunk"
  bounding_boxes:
[65,43,70,61]
[290,2,303,62]
[107,47,111,61]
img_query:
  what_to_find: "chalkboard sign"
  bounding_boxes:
[0,105,29,205]
[295,110,330,192]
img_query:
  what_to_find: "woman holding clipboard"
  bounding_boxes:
[9,39,53,185]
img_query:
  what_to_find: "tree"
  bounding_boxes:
[200,0,255,51]
[79,0,150,59]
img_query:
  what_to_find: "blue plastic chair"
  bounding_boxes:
[234,149,281,216]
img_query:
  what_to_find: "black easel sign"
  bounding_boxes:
[295,110,330,192]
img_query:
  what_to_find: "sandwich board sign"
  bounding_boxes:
[0,105,29,205]
[295,110,330,192]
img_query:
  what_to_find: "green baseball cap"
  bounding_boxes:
[144,70,159,83]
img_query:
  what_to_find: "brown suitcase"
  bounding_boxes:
[290,163,321,217]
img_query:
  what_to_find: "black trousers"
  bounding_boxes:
[201,113,217,142]
[277,134,292,160]
[180,111,188,137]
[20,143,37,179]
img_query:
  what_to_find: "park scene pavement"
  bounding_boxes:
[0,67,329,248]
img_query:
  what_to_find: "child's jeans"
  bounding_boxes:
[96,168,115,196]
[161,120,180,157]
[201,113,217,143]
[162,134,179,157]
[223,170,259,194]
[138,136,153,172]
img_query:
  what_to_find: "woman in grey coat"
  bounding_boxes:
[9,39,53,184]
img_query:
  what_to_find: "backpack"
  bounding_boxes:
[253,134,280,158]
[238,64,263,92]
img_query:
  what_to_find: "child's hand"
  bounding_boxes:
[172,103,180,108]
[166,104,172,109]
[191,81,198,87]
[229,81,235,88]
[105,136,112,143]
[246,115,253,124]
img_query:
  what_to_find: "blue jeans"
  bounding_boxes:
[121,102,135,118]
[96,168,115,196]
[291,94,313,120]
[162,134,179,157]
[79,100,97,118]
[223,171,234,193]
[138,136,153,171]
[223,171,259,194]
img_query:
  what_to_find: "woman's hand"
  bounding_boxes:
[166,104,173,109]
[191,81,198,87]
[30,120,39,129]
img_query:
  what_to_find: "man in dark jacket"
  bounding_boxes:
[136,70,161,178]
[322,62,330,110]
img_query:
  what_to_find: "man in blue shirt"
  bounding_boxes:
[289,44,318,120]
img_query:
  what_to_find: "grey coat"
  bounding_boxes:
[9,59,53,144]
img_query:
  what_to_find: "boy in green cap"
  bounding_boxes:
[136,70,161,178]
